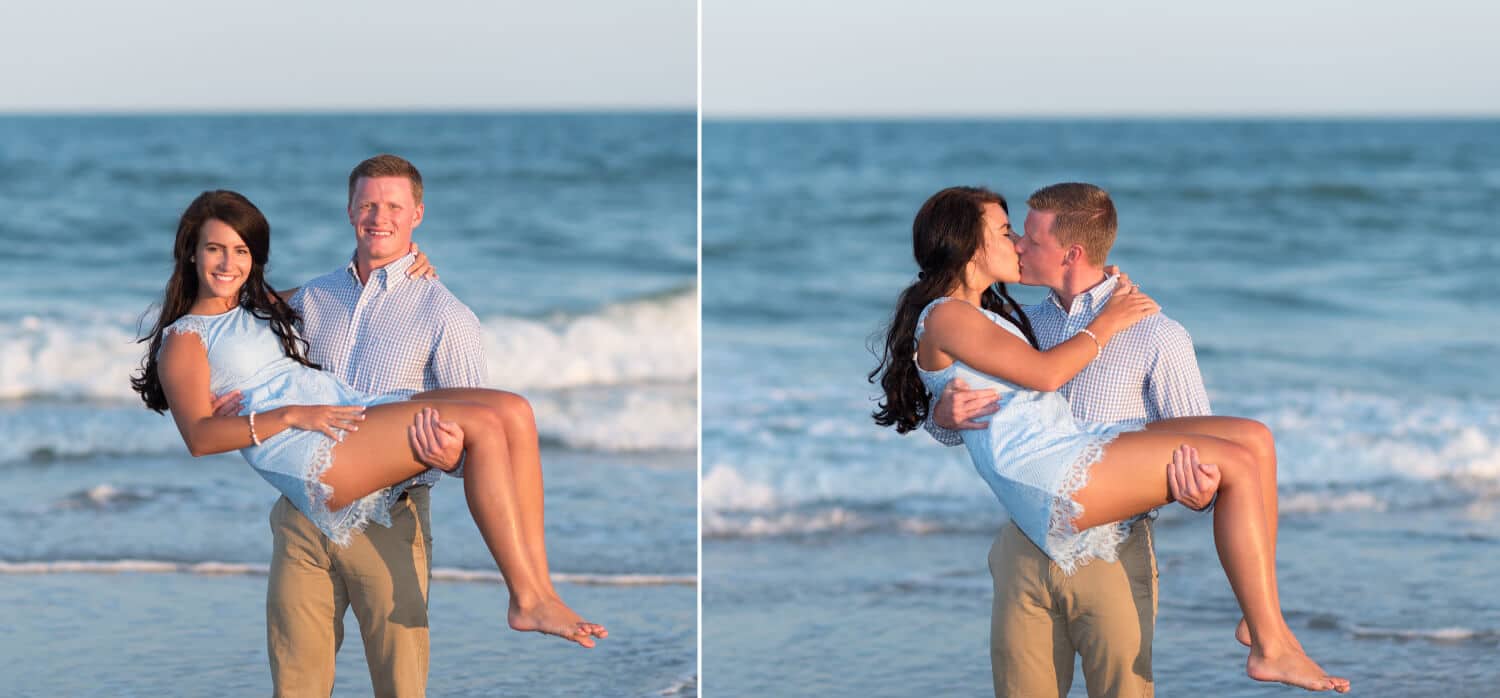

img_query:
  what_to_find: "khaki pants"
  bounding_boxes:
[267,487,433,698]
[989,518,1158,698]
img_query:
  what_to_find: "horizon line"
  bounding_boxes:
[703,110,1500,121]
[0,105,696,117]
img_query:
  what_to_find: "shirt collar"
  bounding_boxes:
[1047,274,1120,316]
[344,251,417,291]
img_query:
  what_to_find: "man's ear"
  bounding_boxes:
[1062,244,1085,266]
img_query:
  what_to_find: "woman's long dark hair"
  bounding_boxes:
[131,190,319,413]
[869,186,1039,433]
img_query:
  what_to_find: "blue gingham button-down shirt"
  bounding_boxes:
[290,252,488,491]
[926,274,1211,444]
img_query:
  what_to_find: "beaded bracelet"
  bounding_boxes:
[249,411,262,446]
[1078,329,1102,360]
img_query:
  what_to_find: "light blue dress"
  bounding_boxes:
[163,307,408,546]
[915,297,1142,574]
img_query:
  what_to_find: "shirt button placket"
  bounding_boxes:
[348,275,378,386]
[333,285,356,377]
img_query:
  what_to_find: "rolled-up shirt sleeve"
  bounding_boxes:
[922,396,966,447]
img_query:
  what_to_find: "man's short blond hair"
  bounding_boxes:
[348,154,424,206]
[1027,183,1117,265]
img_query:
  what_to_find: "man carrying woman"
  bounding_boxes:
[926,182,1217,697]
[134,155,605,698]
[871,185,1348,692]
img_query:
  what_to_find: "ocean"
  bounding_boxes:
[702,119,1500,697]
[0,112,697,696]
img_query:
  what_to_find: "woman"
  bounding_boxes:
[870,186,1348,691]
[132,190,606,647]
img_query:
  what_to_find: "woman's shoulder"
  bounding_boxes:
[161,308,242,353]
[922,296,988,328]
[923,297,1030,347]
[916,296,958,338]
[163,314,214,341]
[157,315,214,363]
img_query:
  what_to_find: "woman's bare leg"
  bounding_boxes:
[413,390,556,590]
[318,398,603,647]
[1072,427,1348,692]
[411,388,606,639]
[1145,417,1280,647]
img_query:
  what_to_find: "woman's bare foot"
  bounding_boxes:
[508,596,608,648]
[1247,647,1350,692]
[539,587,607,640]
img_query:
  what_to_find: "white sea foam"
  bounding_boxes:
[658,674,698,696]
[703,388,1500,536]
[83,484,120,504]
[699,450,1004,516]
[0,295,697,460]
[51,482,206,512]
[702,506,961,539]
[0,318,141,401]
[0,383,690,462]
[55,483,162,510]
[481,288,698,391]
[1348,625,1489,642]
[0,559,694,586]
[1278,490,1388,514]
[533,385,696,451]
[0,288,697,401]
[704,507,869,538]
[700,465,781,511]
[0,560,267,575]
[1218,389,1500,485]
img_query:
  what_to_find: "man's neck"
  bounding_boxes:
[1052,267,1109,312]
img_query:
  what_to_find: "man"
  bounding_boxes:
[217,154,480,697]
[928,182,1218,697]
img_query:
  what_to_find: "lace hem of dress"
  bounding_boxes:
[302,429,396,547]
[1045,425,1142,575]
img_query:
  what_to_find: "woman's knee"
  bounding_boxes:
[494,391,535,425]
[454,402,507,441]
[1213,441,1258,483]
[1250,420,1277,479]
[1225,417,1273,453]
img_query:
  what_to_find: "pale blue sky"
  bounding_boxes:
[0,0,695,112]
[705,0,1500,117]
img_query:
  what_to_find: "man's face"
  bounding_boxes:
[348,176,423,269]
[1018,209,1066,288]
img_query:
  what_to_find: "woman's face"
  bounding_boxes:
[194,218,252,302]
[974,202,1021,284]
